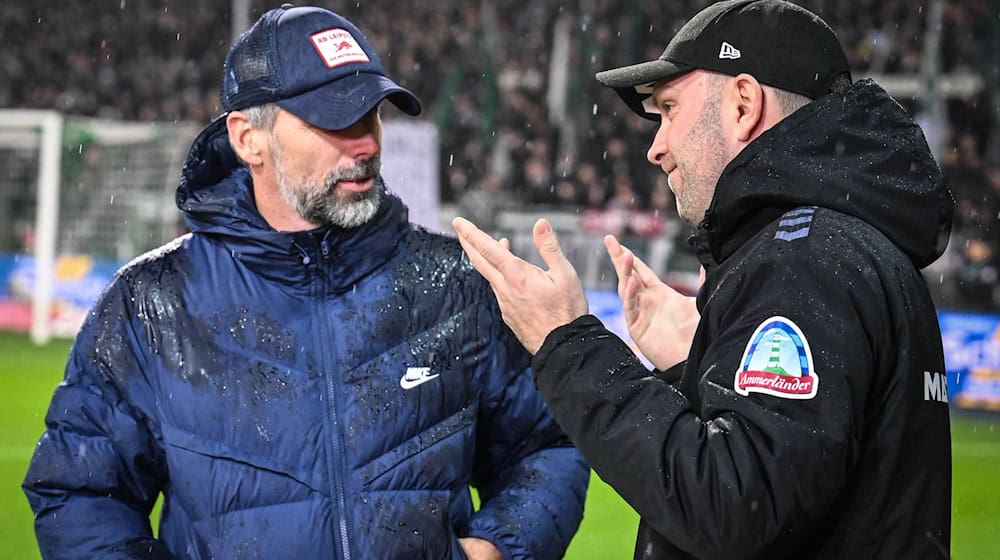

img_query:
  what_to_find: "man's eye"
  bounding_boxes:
[641,98,672,116]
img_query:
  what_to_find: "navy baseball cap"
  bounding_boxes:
[596,0,851,120]
[221,4,421,130]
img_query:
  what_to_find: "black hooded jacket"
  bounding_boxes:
[532,80,953,559]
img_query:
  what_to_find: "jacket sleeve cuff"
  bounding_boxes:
[531,314,605,379]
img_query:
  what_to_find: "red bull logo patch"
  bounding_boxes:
[735,316,818,399]
[310,28,370,68]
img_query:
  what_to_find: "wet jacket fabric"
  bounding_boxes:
[23,116,588,560]
[532,80,952,559]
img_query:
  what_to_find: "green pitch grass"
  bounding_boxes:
[2,331,997,559]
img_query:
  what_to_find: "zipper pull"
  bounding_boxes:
[321,239,330,258]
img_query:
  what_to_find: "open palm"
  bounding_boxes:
[604,235,700,370]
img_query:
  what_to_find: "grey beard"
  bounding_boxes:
[279,157,383,229]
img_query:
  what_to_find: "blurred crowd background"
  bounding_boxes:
[1,0,998,310]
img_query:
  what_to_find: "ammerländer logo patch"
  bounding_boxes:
[735,316,818,399]
[310,28,370,68]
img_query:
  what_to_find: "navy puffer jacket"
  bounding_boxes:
[23,116,589,559]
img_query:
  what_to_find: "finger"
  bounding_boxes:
[622,274,641,323]
[624,274,641,307]
[629,251,660,288]
[455,231,504,285]
[604,235,630,278]
[604,234,626,261]
[499,237,510,251]
[453,216,493,248]
[453,217,510,269]
[619,250,636,299]
[604,235,638,300]
[452,217,510,286]
[532,219,573,274]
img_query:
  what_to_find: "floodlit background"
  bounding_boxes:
[2,1,998,558]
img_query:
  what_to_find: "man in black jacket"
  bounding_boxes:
[453,0,953,558]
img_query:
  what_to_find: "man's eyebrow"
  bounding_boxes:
[649,82,679,100]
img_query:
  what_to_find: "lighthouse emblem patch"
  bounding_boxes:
[735,316,819,399]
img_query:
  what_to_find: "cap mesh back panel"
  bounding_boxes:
[222,21,282,110]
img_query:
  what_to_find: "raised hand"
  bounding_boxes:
[604,235,700,370]
[452,217,589,354]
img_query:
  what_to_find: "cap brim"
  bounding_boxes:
[596,59,693,120]
[278,72,422,131]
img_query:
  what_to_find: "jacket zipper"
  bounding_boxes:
[316,241,351,560]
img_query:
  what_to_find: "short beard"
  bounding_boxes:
[272,141,383,229]
[676,79,727,226]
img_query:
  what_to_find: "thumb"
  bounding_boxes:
[533,219,571,272]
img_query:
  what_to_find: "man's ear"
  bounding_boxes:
[226,111,265,166]
[725,73,765,143]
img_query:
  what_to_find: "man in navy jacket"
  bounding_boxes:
[23,6,587,559]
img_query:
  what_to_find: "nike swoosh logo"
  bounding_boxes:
[400,367,440,390]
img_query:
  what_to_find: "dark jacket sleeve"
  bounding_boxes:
[531,250,878,558]
[464,297,589,560]
[23,283,173,560]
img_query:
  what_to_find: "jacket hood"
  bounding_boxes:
[700,79,953,269]
[175,115,409,291]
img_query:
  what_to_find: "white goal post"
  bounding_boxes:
[0,110,63,345]
[0,110,199,344]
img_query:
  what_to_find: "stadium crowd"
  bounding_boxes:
[2,0,997,310]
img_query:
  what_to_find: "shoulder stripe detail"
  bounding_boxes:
[774,206,817,242]
[775,228,811,241]
[781,207,817,218]
[778,216,814,228]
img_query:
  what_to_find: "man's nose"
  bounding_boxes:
[340,113,381,159]
[647,124,669,166]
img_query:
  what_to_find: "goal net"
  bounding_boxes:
[0,110,199,343]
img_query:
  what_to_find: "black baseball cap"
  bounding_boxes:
[221,4,421,130]
[596,0,851,120]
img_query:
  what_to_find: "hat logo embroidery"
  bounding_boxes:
[719,41,742,60]
[310,28,370,68]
